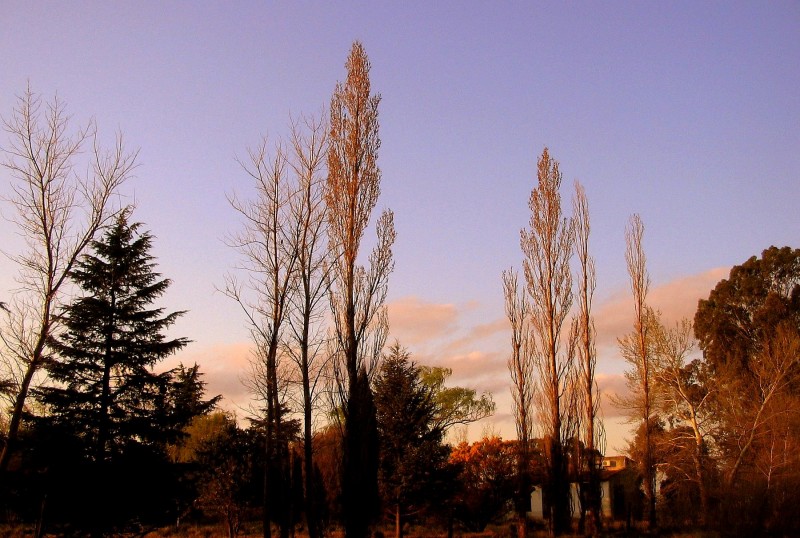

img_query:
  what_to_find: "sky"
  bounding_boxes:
[1,2,798,452]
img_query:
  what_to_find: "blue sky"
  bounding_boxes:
[1,2,798,449]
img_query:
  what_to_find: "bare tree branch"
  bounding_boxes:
[0,86,135,471]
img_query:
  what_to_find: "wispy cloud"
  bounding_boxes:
[381,268,729,443]
[387,296,459,346]
[170,267,728,443]
[444,318,509,354]
[167,342,254,412]
[596,372,629,419]
[594,267,728,350]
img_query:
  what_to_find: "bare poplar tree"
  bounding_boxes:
[224,137,297,538]
[0,87,135,472]
[503,268,534,538]
[326,41,395,538]
[571,181,603,535]
[284,114,329,538]
[520,148,574,535]
[617,213,657,529]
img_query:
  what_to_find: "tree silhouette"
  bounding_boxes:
[37,211,189,462]
[0,86,135,472]
[326,41,394,538]
[374,344,449,538]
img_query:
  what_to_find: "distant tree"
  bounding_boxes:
[571,182,603,536]
[36,212,189,462]
[615,214,657,529]
[326,41,395,538]
[169,411,232,464]
[311,424,343,530]
[194,413,260,538]
[164,363,221,437]
[0,86,136,472]
[373,344,450,538]
[418,365,495,433]
[449,437,518,532]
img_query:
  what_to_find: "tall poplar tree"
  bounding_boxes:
[616,214,657,529]
[37,212,189,462]
[503,267,534,538]
[572,181,602,535]
[520,148,574,535]
[326,41,395,538]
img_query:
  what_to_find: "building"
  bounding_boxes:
[529,455,640,522]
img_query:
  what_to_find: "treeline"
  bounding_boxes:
[504,143,800,536]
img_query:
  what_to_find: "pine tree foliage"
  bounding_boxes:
[37,212,190,461]
[374,344,450,538]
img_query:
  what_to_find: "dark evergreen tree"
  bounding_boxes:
[36,212,190,462]
[374,344,450,538]
[164,362,221,441]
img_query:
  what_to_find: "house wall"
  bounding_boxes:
[529,483,605,520]
[601,480,612,518]
[529,487,544,520]
[528,457,640,523]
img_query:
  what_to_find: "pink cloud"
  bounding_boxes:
[594,267,728,349]
[165,267,727,446]
[649,267,729,323]
[595,372,630,419]
[442,350,507,387]
[165,341,255,412]
[444,318,510,354]
[387,296,459,345]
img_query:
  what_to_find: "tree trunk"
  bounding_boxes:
[0,307,51,472]
[303,366,318,538]
[264,398,274,538]
[35,493,47,538]
[515,439,530,538]
[0,358,40,471]
[395,503,402,538]
[694,445,708,528]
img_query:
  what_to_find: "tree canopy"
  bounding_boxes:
[695,246,800,377]
[419,365,495,433]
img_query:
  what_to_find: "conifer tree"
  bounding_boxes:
[37,211,190,462]
[374,344,448,538]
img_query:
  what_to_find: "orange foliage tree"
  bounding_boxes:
[449,437,519,532]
